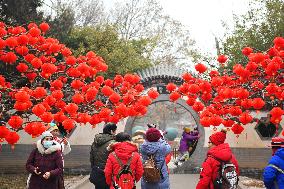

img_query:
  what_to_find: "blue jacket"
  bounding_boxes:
[140,139,171,189]
[263,148,284,189]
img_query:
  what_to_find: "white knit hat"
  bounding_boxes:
[41,131,53,140]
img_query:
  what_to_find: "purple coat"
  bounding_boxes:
[179,131,199,152]
[26,140,63,189]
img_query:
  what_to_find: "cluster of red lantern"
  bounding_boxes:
[0,22,160,146]
[168,37,284,136]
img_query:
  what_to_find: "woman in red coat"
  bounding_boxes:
[196,129,240,189]
[104,132,143,189]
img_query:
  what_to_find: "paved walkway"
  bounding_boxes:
[79,174,200,189]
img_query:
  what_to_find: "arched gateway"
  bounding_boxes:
[124,64,207,173]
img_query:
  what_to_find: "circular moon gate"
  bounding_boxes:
[124,65,207,173]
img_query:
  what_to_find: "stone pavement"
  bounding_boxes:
[76,174,200,189]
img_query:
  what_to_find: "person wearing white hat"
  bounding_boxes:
[26,131,63,189]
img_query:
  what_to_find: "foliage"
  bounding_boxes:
[222,0,284,68]
[169,38,284,136]
[64,26,152,78]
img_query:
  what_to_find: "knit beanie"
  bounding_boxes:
[41,131,53,140]
[146,128,161,142]
[209,129,227,146]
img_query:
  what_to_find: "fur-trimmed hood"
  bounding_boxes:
[107,141,138,152]
[36,139,62,155]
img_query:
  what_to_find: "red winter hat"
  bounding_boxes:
[209,129,227,146]
[146,128,161,142]
[270,137,284,147]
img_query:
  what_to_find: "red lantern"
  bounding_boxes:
[239,112,253,125]
[169,92,180,102]
[40,112,54,123]
[223,119,234,127]
[5,131,20,145]
[54,112,67,123]
[62,119,75,131]
[217,55,228,64]
[148,89,159,99]
[65,103,79,114]
[109,93,121,104]
[242,47,253,56]
[188,84,200,94]
[200,117,211,127]
[231,124,244,135]
[89,114,101,125]
[32,104,46,116]
[210,116,223,126]
[195,63,207,73]
[182,73,193,82]
[32,87,47,99]
[8,116,23,130]
[77,113,91,124]
[138,96,152,106]
[71,80,84,89]
[51,90,64,100]
[252,98,265,110]
[186,97,196,106]
[85,88,98,102]
[99,108,111,118]
[101,86,113,96]
[166,83,177,92]
[192,101,204,112]
[72,93,84,104]
[0,126,9,139]
[270,107,284,118]
[39,22,50,33]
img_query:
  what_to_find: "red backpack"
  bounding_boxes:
[112,152,135,189]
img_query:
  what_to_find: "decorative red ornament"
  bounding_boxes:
[8,116,23,130]
[182,73,193,82]
[72,93,84,104]
[169,92,180,102]
[192,101,205,112]
[40,112,54,123]
[166,83,177,92]
[109,93,121,104]
[242,47,253,56]
[200,117,211,127]
[65,103,79,114]
[147,89,159,99]
[217,55,228,64]
[239,112,253,125]
[32,104,46,116]
[39,22,50,33]
[195,63,207,73]
[231,124,244,135]
[252,98,265,110]
[138,96,152,106]
[5,131,20,145]
[101,86,113,96]
[0,126,9,139]
[62,119,75,131]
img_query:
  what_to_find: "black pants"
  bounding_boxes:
[90,166,109,189]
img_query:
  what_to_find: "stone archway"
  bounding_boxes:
[124,65,207,173]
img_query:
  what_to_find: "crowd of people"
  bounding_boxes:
[25,122,284,189]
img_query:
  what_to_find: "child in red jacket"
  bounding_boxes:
[104,132,143,189]
[196,129,239,189]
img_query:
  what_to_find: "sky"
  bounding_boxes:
[104,0,251,56]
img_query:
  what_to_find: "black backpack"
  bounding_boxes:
[209,155,239,189]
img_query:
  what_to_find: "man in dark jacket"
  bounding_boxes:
[90,123,117,189]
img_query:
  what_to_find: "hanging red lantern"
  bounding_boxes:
[241,99,252,109]
[72,93,84,104]
[39,22,50,33]
[51,80,63,89]
[16,63,28,73]
[138,96,152,106]
[5,131,20,146]
[188,84,200,94]
[195,63,207,73]
[166,83,177,92]
[148,89,159,99]
[15,91,30,102]
[99,108,111,118]
[0,126,10,140]
[109,93,121,104]
[89,114,101,125]
[8,116,23,130]
[115,104,129,117]
[32,104,46,116]
[62,119,75,131]
[239,112,253,125]
[200,117,211,127]
[210,115,223,126]
[270,107,284,118]
[65,103,79,114]
[182,73,193,82]
[85,88,98,102]
[252,98,265,110]
[77,113,91,124]
[101,86,113,96]
[186,97,196,106]
[54,112,67,123]
[40,112,54,123]
[242,47,253,56]
[71,80,84,89]
[51,90,64,100]
[217,55,228,64]
[169,92,180,102]
[231,124,244,135]
[222,119,234,128]
[192,101,205,112]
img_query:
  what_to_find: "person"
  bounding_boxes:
[196,129,239,189]
[104,132,144,189]
[90,122,117,189]
[26,131,63,189]
[174,127,200,166]
[49,123,71,155]
[140,127,171,189]
[263,137,284,189]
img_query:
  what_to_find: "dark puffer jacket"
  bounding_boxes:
[90,133,115,169]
